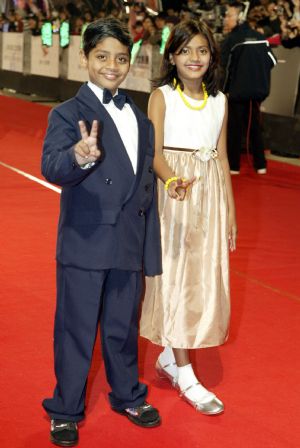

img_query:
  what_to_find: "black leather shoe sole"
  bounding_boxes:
[50,435,78,447]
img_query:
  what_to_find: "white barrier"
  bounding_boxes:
[262,46,300,117]
[0,32,157,89]
[0,32,298,117]
[121,44,153,93]
[1,32,24,72]
[30,34,59,78]
[67,36,88,83]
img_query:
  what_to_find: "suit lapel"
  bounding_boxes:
[75,85,151,204]
[132,102,148,184]
[123,100,149,204]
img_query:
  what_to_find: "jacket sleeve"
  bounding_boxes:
[143,179,162,277]
[143,123,162,277]
[41,107,97,187]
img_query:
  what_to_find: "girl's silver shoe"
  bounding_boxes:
[155,359,178,388]
[179,382,224,415]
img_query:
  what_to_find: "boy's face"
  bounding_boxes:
[82,37,130,94]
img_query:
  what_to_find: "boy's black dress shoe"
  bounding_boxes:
[114,401,161,428]
[50,419,78,447]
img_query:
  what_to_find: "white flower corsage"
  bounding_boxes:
[192,147,218,162]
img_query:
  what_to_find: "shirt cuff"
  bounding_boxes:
[79,161,96,170]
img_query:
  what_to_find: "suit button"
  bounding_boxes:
[144,184,151,192]
[138,209,145,217]
[148,166,153,173]
[105,178,112,185]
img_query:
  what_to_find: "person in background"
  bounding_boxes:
[27,13,40,35]
[0,13,10,32]
[132,19,144,42]
[70,15,84,35]
[147,12,167,45]
[142,15,156,43]
[280,0,300,46]
[221,2,273,174]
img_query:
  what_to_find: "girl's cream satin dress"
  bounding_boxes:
[140,85,230,349]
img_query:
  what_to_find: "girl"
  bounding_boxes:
[140,19,237,415]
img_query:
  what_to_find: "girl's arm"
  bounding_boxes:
[217,96,238,251]
[148,88,174,182]
[148,89,194,200]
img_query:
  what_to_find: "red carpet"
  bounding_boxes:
[0,95,300,448]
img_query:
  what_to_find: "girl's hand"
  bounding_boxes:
[168,177,196,201]
[228,212,237,252]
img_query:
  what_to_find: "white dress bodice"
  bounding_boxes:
[159,84,226,150]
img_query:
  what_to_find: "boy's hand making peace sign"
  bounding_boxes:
[74,120,101,166]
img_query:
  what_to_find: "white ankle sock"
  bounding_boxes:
[177,364,214,403]
[158,346,178,378]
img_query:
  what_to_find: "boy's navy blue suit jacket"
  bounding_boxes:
[42,83,162,276]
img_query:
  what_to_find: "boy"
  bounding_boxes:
[42,18,162,447]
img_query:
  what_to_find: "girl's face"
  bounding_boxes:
[171,34,211,83]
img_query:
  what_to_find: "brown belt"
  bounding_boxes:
[163,146,195,152]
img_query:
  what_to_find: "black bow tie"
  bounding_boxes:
[103,88,127,110]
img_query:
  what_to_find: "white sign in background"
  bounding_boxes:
[261,46,300,117]
[121,44,152,93]
[30,34,59,78]
[2,32,24,72]
[67,36,88,83]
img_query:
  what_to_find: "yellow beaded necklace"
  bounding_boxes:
[176,82,208,111]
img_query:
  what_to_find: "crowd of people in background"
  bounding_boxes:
[246,0,300,47]
[0,0,299,49]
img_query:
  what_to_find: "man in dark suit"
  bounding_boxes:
[41,18,162,447]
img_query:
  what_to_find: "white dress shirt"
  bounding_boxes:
[87,81,138,174]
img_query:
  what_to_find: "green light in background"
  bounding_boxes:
[41,22,52,47]
[160,26,170,54]
[60,21,70,48]
[131,39,143,64]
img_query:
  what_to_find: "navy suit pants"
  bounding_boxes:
[42,264,147,422]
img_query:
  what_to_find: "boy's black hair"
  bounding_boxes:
[153,19,220,97]
[83,18,133,57]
